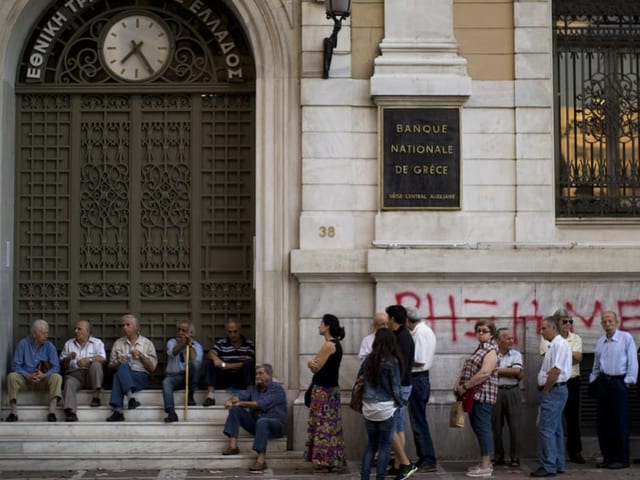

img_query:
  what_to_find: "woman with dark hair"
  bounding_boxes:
[453,319,499,478]
[304,313,346,472]
[359,328,404,480]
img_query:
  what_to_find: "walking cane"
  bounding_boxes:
[184,341,190,421]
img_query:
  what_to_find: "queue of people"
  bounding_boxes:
[4,308,639,477]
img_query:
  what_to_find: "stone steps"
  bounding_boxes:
[0,390,298,471]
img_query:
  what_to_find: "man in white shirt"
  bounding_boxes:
[405,307,437,473]
[531,315,572,478]
[358,312,389,362]
[60,320,107,421]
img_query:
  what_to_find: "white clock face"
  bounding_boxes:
[101,14,171,82]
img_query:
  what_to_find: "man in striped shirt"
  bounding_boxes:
[203,319,255,406]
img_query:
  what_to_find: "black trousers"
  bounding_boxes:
[564,375,582,457]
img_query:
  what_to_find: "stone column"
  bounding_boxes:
[370,0,471,102]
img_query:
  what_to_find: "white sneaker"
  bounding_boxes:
[465,466,493,477]
[467,464,482,472]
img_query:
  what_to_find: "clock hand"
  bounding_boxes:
[134,44,155,75]
[120,40,142,64]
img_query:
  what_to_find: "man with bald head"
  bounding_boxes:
[60,320,106,421]
[589,311,638,469]
[358,312,389,362]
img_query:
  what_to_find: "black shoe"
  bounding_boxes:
[5,413,18,422]
[187,396,196,406]
[106,411,125,422]
[607,462,629,470]
[128,398,141,410]
[569,454,586,464]
[90,397,101,407]
[386,465,401,476]
[203,397,216,407]
[530,467,555,477]
[64,412,78,422]
[47,413,57,422]
[164,411,179,423]
[494,457,505,466]
[395,463,417,480]
[510,459,521,468]
[596,462,608,469]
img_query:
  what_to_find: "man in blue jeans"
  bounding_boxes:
[162,320,204,422]
[405,307,437,473]
[221,363,287,473]
[531,315,572,477]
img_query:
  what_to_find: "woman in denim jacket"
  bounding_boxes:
[358,328,405,480]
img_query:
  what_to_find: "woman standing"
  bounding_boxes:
[359,328,405,480]
[304,313,346,472]
[453,319,499,478]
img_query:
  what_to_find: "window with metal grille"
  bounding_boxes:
[554,1,640,217]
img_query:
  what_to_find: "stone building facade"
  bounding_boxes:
[0,0,638,460]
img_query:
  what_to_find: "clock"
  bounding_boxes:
[101,13,172,82]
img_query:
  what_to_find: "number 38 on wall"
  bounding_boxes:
[318,226,335,238]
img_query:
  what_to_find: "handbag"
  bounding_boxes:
[462,385,478,413]
[304,384,313,408]
[349,375,364,413]
[449,400,464,428]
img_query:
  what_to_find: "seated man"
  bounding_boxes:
[203,318,255,406]
[60,319,107,421]
[163,320,204,422]
[106,314,158,422]
[222,363,288,473]
[6,319,63,422]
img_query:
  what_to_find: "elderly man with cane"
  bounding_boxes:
[162,320,203,423]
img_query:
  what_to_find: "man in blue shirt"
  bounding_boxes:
[589,310,638,470]
[162,320,204,422]
[6,319,62,422]
[221,363,287,473]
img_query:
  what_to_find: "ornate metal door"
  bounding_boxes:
[15,1,256,385]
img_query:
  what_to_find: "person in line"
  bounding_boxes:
[539,308,585,464]
[358,312,389,362]
[202,318,255,406]
[453,319,498,478]
[386,305,418,480]
[304,313,346,473]
[106,314,158,422]
[221,363,287,473]
[162,320,203,422]
[405,307,437,473]
[358,328,405,480]
[6,319,62,422]
[530,315,572,478]
[60,319,106,421]
[589,310,638,470]
[491,328,523,468]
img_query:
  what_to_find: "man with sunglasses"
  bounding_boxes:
[539,308,585,464]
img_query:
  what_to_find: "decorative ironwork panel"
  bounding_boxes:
[199,93,255,344]
[16,94,72,341]
[554,0,640,216]
[18,0,255,85]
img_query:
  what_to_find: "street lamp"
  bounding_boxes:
[323,0,352,79]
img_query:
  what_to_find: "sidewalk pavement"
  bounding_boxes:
[0,460,638,480]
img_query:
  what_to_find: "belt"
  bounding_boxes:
[411,370,429,377]
[600,374,625,380]
[537,382,567,391]
[498,385,518,390]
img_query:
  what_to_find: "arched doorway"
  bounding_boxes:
[14,0,257,385]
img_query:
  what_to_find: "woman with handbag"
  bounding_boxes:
[453,319,499,478]
[304,313,346,472]
[358,328,405,480]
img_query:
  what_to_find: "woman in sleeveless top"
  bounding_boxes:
[304,313,346,472]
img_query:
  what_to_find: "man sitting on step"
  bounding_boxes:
[162,320,203,422]
[60,319,107,422]
[202,318,255,406]
[6,319,63,422]
[106,314,158,422]
[222,363,288,473]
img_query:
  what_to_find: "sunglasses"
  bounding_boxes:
[562,319,573,325]
[476,329,491,334]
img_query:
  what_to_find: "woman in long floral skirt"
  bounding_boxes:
[304,313,346,472]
